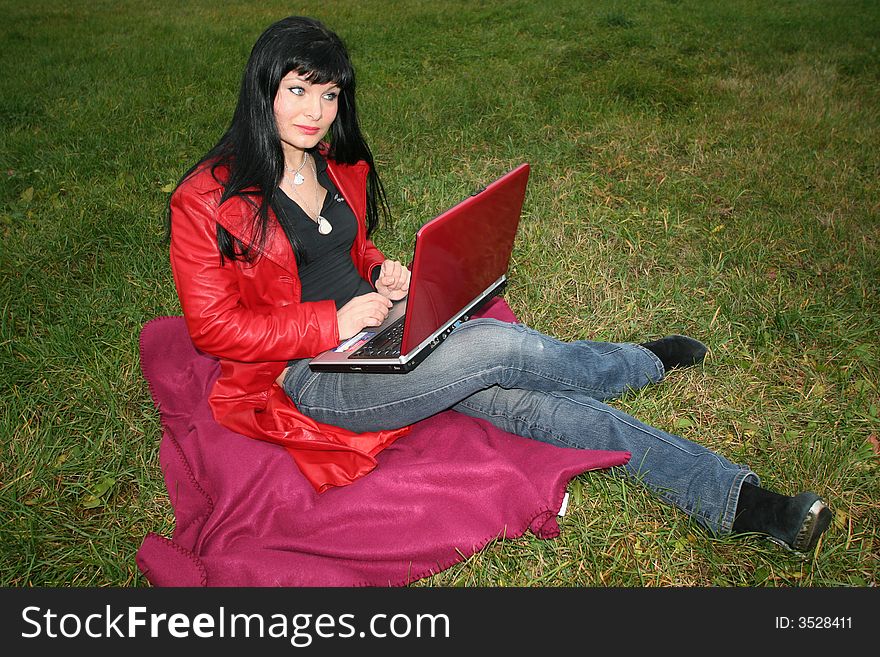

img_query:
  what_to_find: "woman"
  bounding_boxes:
[168,16,831,552]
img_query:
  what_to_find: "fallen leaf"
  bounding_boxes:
[92,476,115,496]
[741,422,761,435]
[82,495,102,509]
[81,476,116,509]
[20,187,34,203]
[160,183,175,193]
[868,433,880,456]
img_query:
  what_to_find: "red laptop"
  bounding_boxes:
[308,163,530,373]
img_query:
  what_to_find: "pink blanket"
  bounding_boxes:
[136,299,630,586]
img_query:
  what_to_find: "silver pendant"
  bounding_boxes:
[293,172,305,185]
[316,216,333,235]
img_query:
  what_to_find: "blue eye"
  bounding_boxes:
[322,92,338,101]
[289,86,305,96]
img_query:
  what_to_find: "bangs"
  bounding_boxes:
[284,48,353,89]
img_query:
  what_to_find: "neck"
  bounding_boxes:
[284,149,308,172]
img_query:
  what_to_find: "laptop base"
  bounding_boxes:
[309,283,505,374]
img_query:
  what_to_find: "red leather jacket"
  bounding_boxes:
[169,155,409,492]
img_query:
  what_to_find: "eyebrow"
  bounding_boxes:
[282,74,340,88]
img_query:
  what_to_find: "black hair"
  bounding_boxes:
[170,16,388,261]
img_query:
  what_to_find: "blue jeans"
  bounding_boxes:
[282,318,758,535]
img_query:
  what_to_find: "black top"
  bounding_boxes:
[275,152,375,309]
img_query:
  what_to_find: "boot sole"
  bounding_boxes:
[767,499,832,552]
[791,499,832,552]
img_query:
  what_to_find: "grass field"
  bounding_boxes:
[1,0,878,587]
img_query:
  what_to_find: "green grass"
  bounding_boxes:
[1,0,878,587]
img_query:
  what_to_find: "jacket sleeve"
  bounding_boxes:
[169,185,341,363]
[360,238,386,286]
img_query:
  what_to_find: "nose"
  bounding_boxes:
[305,93,323,121]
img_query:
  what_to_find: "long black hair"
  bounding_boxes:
[172,16,389,261]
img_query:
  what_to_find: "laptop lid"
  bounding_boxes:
[401,162,530,355]
[308,162,530,372]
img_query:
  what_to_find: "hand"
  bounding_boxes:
[336,292,393,340]
[375,259,411,301]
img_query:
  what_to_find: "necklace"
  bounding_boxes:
[284,152,308,185]
[288,155,333,235]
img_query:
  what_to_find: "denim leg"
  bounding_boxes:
[286,318,662,428]
[453,386,757,535]
[283,317,755,534]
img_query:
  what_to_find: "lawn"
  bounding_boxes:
[1,0,877,587]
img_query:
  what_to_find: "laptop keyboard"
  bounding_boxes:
[348,318,405,359]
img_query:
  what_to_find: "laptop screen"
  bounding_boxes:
[401,164,530,355]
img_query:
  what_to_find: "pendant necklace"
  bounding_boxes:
[289,155,332,235]
[285,153,308,185]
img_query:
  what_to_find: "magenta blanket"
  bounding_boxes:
[136,299,630,586]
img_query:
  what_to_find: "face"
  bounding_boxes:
[273,71,340,162]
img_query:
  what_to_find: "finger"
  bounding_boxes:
[371,295,391,310]
[361,305,385,325]
[368,307,389,325]
[392,265,406,288]
[381,262,398,285]
[362,292,389,306]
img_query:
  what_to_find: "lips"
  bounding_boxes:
[295,125,321,135]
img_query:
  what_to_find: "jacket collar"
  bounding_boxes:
[195,148,370,274]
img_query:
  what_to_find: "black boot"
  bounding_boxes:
[640,335,707,371]
[732,482,832,552]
